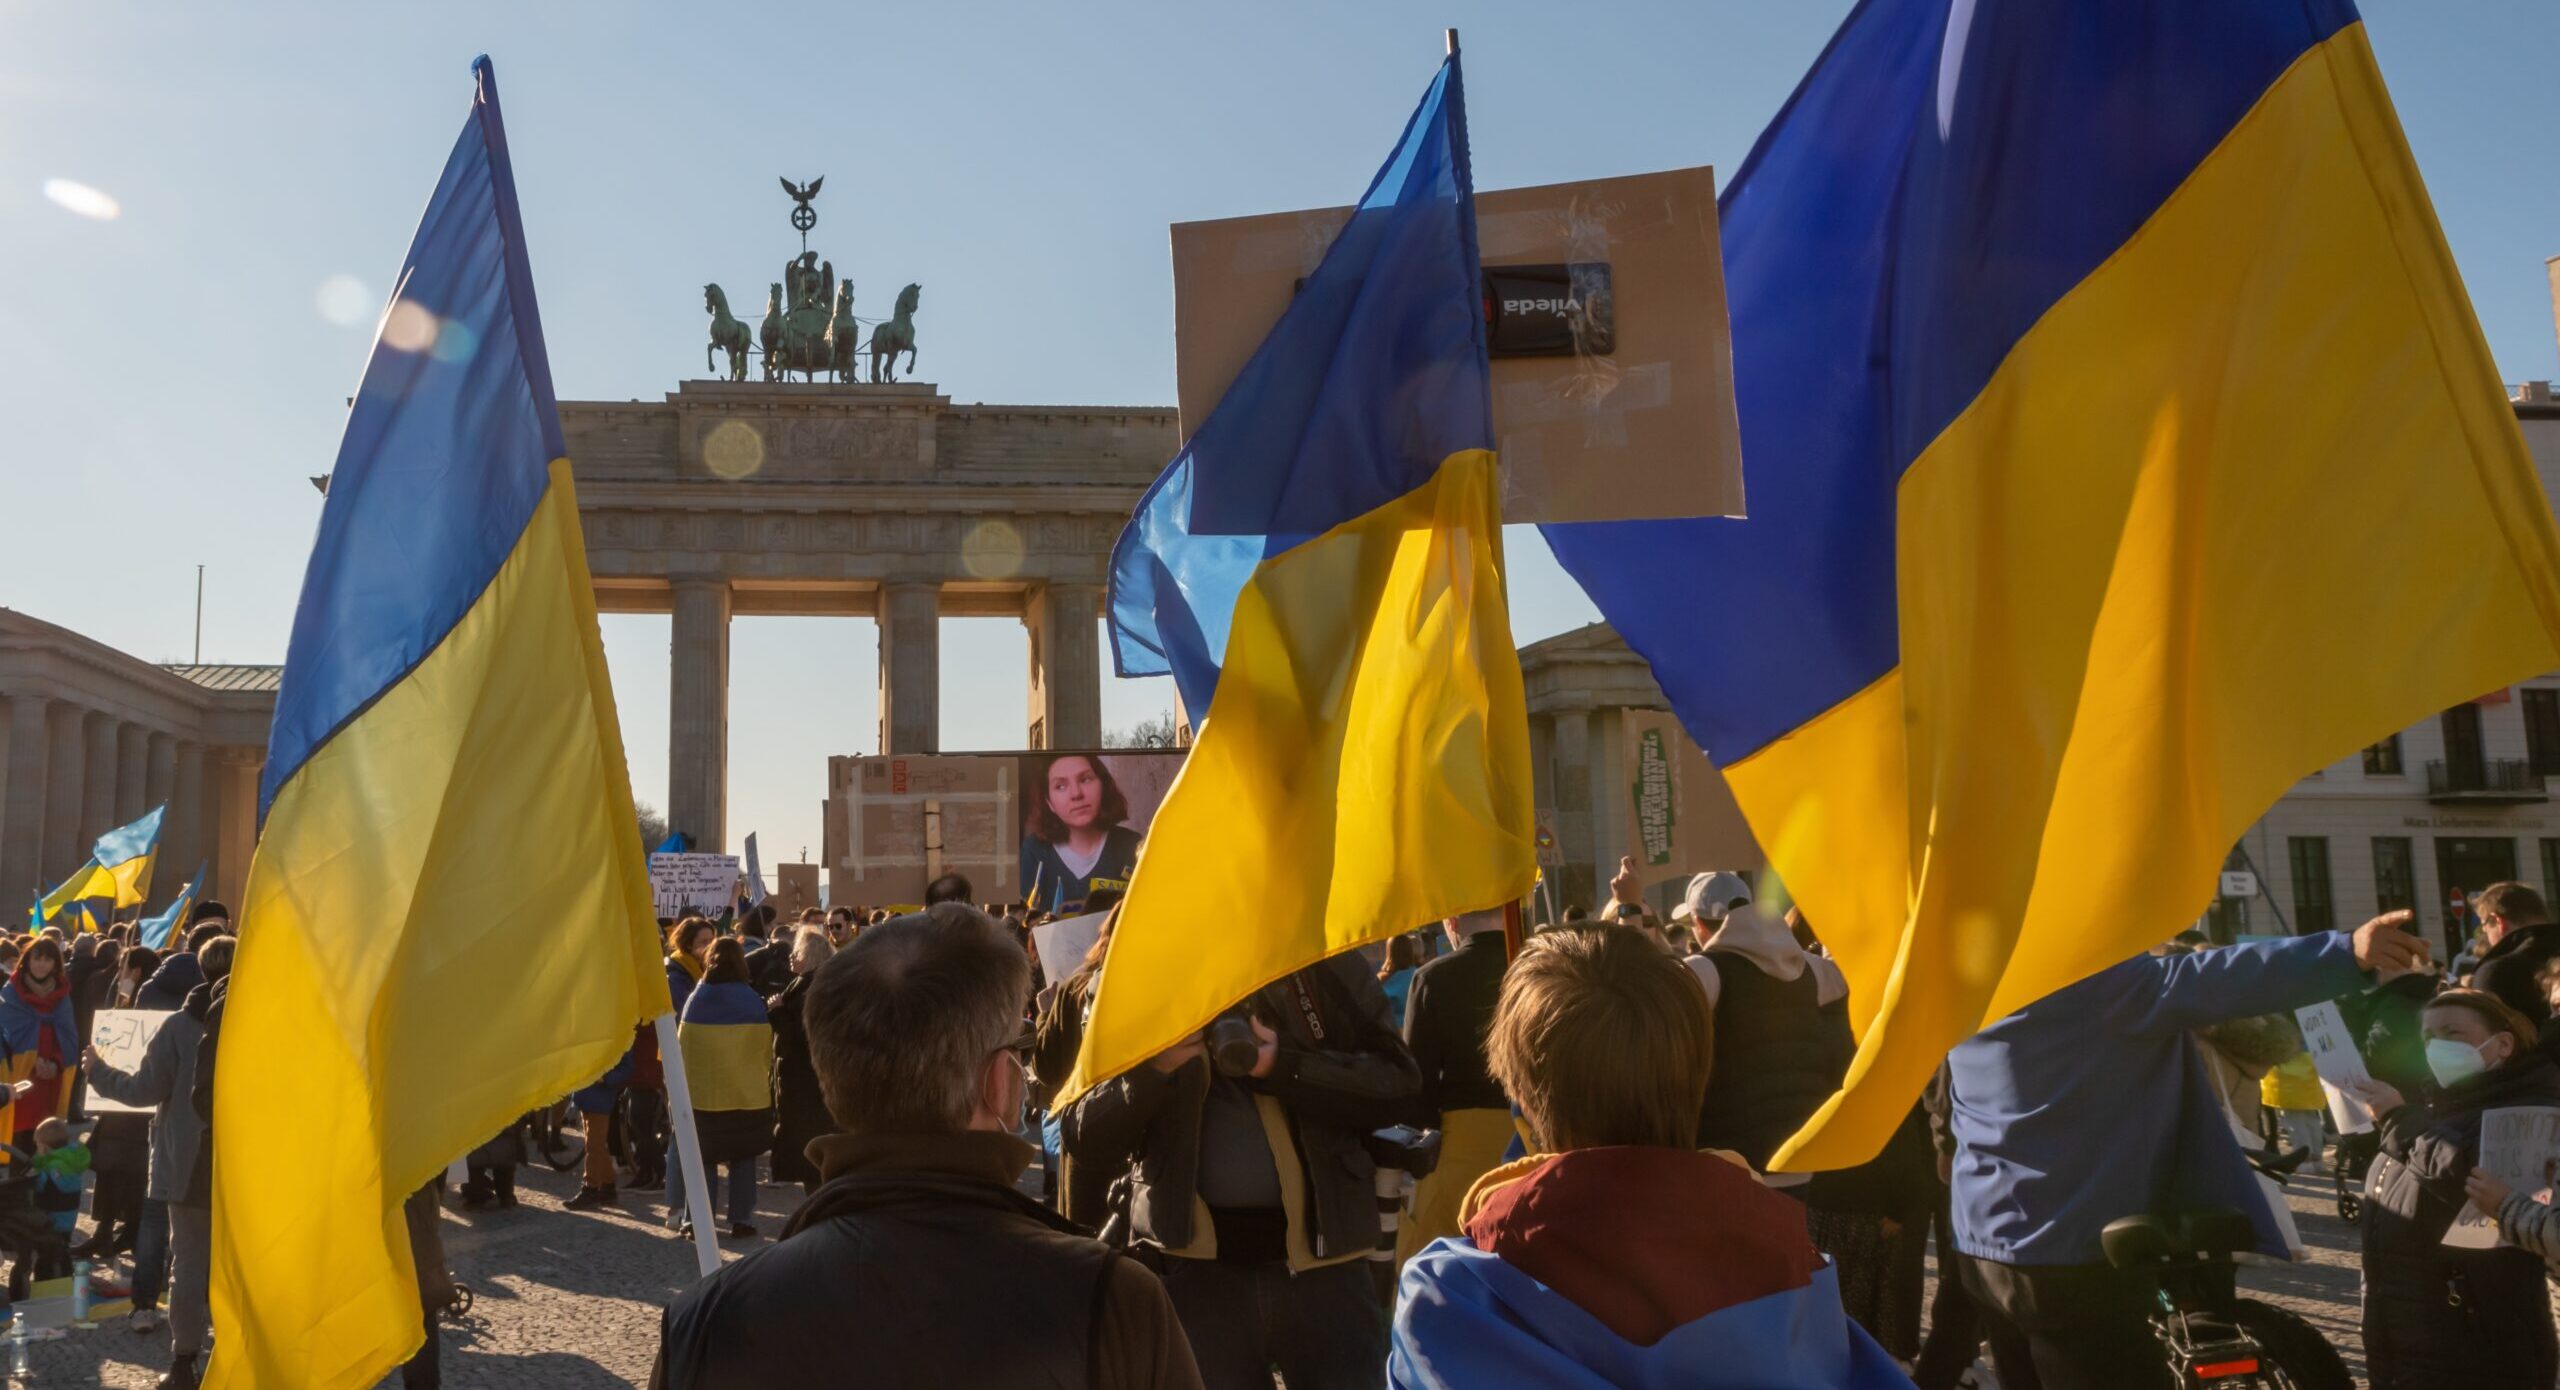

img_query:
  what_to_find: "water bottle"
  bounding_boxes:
[7,1313,27,1379]
[70,1258,90,1327]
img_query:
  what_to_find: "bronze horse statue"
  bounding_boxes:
[825,282,861,384]
[869,283,921,384]
[703,284,750,382]
[757,284,786,381]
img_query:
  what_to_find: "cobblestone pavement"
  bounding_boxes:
[25,1165,2365,1387]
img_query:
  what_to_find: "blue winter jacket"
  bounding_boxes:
[1946,932,2365,1266]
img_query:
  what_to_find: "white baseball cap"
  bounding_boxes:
[1683,871,1753,924]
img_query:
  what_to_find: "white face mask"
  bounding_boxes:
[2426,1036,2496,1088]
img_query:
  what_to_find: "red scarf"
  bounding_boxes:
[10,968,67,1023]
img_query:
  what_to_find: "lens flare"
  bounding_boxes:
[961,519,1025,579]
[41,178,119,220]
[380,299,440,354]
[315,274,374,327]
[702,420,765,480]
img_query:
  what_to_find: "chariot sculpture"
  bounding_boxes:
[701,176,922,385]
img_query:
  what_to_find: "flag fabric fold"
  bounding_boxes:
[1541,0,2560,1171]
[209,57,667,1389]
[1070,52,1534,1101]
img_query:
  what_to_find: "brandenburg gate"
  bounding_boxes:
[567,380,1176,851]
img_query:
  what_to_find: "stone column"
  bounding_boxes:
[43,703,86,879]
[81,711,118,845]
[2,695,50,897]
[170,742,206,881]
[115,723,148,825]
[877,582,941,754]
[1549,705,1594,912]
[144,733,176,817]
[210,750,261,911]
[668,578,732,853]
[1023,582,1104,750]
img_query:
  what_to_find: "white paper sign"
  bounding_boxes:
[85,1010,172,1114]
[743,834,767,909]
[1030,911,1107,984]
[649,853,741,918]
[2447,1105,2560,1249]
[2294,1001,2376,1135]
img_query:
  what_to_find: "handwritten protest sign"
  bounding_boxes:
[648,853,741,918]
[1031,912,1108,985]
[2294,1001,2376,1135]
[86,1010,173,1114]
[2447,1106,2560,1249]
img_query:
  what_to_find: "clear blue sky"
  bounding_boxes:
[6,2,2556,864]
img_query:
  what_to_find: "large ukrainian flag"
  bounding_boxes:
[1544,0,2560,1171]
[209,58,667,1389]
[1068,51,1534,1099]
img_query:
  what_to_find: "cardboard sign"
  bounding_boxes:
[1030,911,1109,984]
[2293,1001,2376,1135]
[2447,1106,2560,1249]
[1617,708,1764,892]
[648,853,741,918]
[826,751,1188,914]
[1172,166,1743,526]
[86,1010,173,1115]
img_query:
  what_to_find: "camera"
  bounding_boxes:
[1206,1011,1261,1077]
[1363,1124,1444,1179]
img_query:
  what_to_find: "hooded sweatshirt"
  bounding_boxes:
[1389,1146,1912,1389]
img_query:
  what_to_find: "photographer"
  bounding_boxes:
[1061,949,1421,1390]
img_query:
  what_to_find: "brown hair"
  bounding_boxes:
[701,936,750,985]
[805,904,1030,1133]
[1023,754,1131,844]
[2425,987,2540,1048]
[666,916,713,959]
[2479,882,2550,927]
[1488,926,1713,1151]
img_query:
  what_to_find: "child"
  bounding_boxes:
[6,1116,88,1297]
[1389,926,1906,1389]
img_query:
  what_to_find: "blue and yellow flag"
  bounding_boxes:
[135,861,204,952]
[1069,51,1533,1099]
[1544,0,2560,1170]
[37,804,163,927]
[209,58,667,1390]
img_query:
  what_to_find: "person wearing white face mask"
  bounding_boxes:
[2347,989,2560,1389]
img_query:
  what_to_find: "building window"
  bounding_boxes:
[2362,735,2404,776]
[2205,843,2251,943]
[2288,837,2335,935]
[2373,836,2415,915]
[2443,704,2487,782]
[2527,689,2560,778]
[2544,838,2560,905]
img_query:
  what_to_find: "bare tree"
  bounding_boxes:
[636,800,671,850]
[1102,712,1180,749]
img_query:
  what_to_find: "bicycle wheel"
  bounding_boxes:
[2232,1299,2352,1390]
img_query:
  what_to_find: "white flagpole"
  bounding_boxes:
[653,1011,721,1277]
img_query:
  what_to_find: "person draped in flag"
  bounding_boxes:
[1391,926,1905,1389]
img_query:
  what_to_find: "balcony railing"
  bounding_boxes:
[2425,758,2549,803]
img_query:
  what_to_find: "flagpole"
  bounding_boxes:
[193,565,204,665]
[654,1011,721,1276]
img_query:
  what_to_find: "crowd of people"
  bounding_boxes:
[21,861,2560,1388]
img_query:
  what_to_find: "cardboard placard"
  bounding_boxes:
[1618,708,1764,892]
[826,751,1187,914]
[2293,1001,2376,1135]
[1172,166,1743,526]
[2446,1106,2560,1248]
[86,1010,173,1115]
[649,853,741,918]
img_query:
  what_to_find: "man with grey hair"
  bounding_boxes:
[652,903,1201,1389]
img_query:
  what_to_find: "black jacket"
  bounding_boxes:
[2472,922,2560,1039]
[1061,954,1419,1266]
[654,1131,1198,1390]
[1694,952,1854,1168]
[741,938,793,998]
[764,975,833,1187]
[1404,930,1509,1118]
[2361,1051,2560,1390]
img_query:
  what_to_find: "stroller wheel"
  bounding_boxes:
[438,1283,475,1321]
